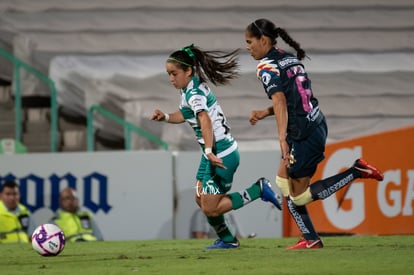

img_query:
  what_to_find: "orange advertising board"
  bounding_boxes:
[284,126,414,236]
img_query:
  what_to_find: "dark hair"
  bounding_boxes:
[246,18,306,60]
[167,44,240,86]
[0,180,19,192]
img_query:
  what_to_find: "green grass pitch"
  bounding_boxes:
[1,235,413,274]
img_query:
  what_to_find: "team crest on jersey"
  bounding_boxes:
[261,72,271,85]
[256,59,279,80]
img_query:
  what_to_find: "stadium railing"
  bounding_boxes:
[0,48,59,152]
[86,105,169,151]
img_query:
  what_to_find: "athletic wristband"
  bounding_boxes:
[163,113,170,122]
[204,147,212,155]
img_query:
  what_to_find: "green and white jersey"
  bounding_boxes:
[179,77,231,145]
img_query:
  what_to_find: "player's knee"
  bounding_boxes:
[276,176,290,196]
[290,188,313,206]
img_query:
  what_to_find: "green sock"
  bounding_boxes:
[207,215,235,243]
[228,182,261,210]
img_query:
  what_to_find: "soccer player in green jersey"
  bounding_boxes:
[151,44,282,249]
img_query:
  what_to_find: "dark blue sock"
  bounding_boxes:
[286,196,319,240]
[310,167,358,200]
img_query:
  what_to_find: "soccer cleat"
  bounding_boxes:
[286,238,323,250]
[353,159,384,181]
[257,177,283,210]
[206,238,240,249]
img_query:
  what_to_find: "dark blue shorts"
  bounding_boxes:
[287,120,327,179]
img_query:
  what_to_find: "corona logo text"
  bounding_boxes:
[0,172,112,214]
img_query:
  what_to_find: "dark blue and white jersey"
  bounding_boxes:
[256,47,325,140]
[179,77,233,146]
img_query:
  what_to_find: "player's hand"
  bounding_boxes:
[249,110,265,125]
[280,140,294,168]
[150,109,165,122]
[206,153,227,169]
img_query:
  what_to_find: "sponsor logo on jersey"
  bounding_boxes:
[278,57,300,69]
[266,84,278,93]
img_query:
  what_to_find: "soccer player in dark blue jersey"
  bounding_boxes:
[245,18,384,249]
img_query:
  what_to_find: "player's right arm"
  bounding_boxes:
[150,109,185,124]
[198,111,226,170]
[249,106,274,125]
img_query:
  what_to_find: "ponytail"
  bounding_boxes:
[275,27,306,60]
[167,44,240,86]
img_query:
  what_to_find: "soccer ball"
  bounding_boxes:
[31,223,65,256]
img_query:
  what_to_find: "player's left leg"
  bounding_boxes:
[287,122,384,206]
[202,149,281,248]
[290,159,384,206]
[199,150,239,248]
